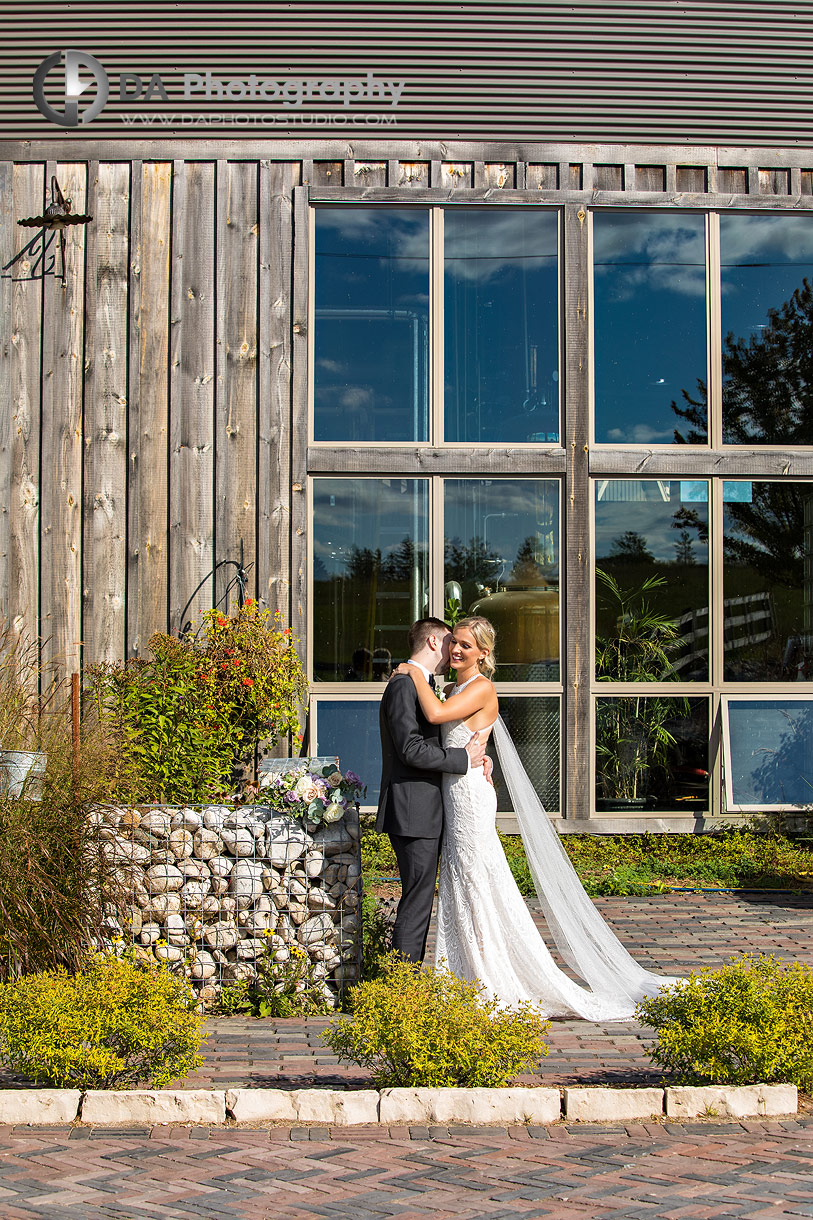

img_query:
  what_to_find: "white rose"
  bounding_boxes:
[326,771,343,789]
[323,802,344,823]
[294,776,320,803]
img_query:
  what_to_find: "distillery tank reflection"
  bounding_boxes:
[469,584,559,669]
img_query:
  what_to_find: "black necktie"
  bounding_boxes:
[428,675,437,690]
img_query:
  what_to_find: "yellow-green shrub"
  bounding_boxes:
[0,952,203,1089]
[637,953,813,1090]
[322,954,549,1087]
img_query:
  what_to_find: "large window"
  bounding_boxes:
[306,201,813,820]
[313,205,560,446]
[593,213,708,445]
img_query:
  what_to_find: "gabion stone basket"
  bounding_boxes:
[94,776,362,1009]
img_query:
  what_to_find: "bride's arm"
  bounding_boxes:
[399,665,491,724]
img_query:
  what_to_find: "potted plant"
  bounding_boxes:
[594,569,687,811]
[0,628,51,800]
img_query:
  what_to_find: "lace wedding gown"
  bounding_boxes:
[436,675,678,1021]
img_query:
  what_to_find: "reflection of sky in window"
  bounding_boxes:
[314,208,430,441]
[313,478,428,578]
[445,209,559,444]
[593,213,707,444]
[721,213,813,348]
[595,480,709,562]
[444,479,559,580]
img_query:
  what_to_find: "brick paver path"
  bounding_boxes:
[1,1119,813,1218]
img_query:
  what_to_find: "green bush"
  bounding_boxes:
[323,954,549,1087]
[217,938,332,1018]
[637,953,813,1090]
[360,830,398,876]
[360,883,392,983]
[0,952,203,1089]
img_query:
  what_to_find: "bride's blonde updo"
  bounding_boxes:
[455,616,497,679]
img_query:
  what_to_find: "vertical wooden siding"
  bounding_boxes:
[0,158,299,667]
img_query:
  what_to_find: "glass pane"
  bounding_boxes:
[593,212,707,445]
[444,209,559,444]
[490,697,560,814]
[313,478,428,681]
[721,214,813,444]
[314,701,382,806]
[595,696,709,812]
[444,479,560,681]
[595,480,709,681]
[723,480,813,681]
[727,699,813,807]
[314,208,429,442]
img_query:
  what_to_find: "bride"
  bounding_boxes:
[395,615,678,1022]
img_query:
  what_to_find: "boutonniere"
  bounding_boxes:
[434,687,447,702]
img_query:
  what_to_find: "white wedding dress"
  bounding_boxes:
[436,675,678,1021]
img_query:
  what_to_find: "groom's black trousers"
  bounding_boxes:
[389,833,441,964]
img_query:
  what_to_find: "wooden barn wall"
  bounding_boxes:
[0,157,300,668]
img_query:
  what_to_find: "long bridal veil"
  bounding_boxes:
[492,716,679,1010]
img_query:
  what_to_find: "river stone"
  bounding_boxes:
[140,922,161,945]
[203,921,239,951]
[228,860,264,900]
[305,849,326,878]
[120,808,142,831]
[181,879,210,909]
[220,826,256,857]
[169,828,194,859]
[307,889,336,912]
[265,817,310,866]
[165,914,188,946]
[143,893,181,920]
[208,856,233,880]
[202,805,231,830]
[178,858,209,881]
[240,909,275,936]
[200,896,221,918]
[311,823,355,856]
[193,828,221,860]
[154,943,183,963]
[171,807,202,831]
[189,950,217,980]
[236,938,267,960]
[146,864,184,893]
[140,810,172,837]
[297,914,336,946]
[209,875,229,897]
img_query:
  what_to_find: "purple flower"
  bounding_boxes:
[344,771,362,788]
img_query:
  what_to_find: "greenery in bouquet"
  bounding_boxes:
[260,760,366,827]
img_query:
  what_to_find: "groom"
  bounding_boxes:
[376,617,486,962]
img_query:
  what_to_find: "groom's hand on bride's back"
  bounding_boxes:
[483,755,494,787]
[465,732,486,769]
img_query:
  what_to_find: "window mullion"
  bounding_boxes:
[431,206,444,446]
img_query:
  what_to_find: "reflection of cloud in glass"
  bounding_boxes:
[721,213,813,267]
[596,482,708,562]
[444,209,558,284]
[604,423,675,444]
[313,481,427,577]
[593,213,705,300]
[316,207,428,273]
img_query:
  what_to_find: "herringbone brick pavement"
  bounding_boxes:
[1,1120,812,1218]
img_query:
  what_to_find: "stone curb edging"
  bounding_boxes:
[0,1083,798,1127]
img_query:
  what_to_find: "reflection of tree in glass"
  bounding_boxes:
[444,536,500,586]
[673,280,813,586]
[343,538,418,582]
[607,531,655,564]
[507,536,555,587]
[673,277,813,447]
[750,702,813,807]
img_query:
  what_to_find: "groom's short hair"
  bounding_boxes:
[408,617,449,655]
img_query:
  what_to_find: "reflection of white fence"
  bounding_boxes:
[672,592,775,673]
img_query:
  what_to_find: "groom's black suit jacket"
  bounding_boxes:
[376,672,469,838]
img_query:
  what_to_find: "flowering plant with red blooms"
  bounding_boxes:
[199,601,307,764]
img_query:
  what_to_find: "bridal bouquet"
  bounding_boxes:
[259,760,365,826]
